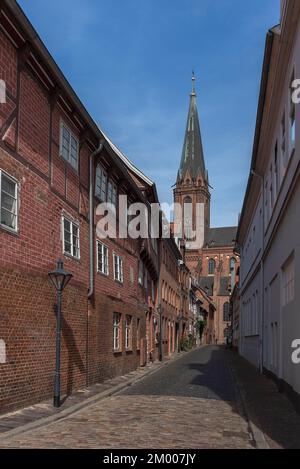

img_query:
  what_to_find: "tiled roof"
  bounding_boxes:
[198,277,214,296]
[204,227,237,248]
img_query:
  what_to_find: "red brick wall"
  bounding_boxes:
[0,18,155,415]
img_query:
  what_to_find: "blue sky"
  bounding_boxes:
[18,0,280,227]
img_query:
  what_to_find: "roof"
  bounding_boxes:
[101,129,155,188]
[204,227,237,248]
[219,277,231,296]
[236,28,276,243]
[177,76,206,181]
[198,277,214,296]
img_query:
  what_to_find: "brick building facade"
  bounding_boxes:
[0,0,164,414]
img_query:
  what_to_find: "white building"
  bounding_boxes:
[237,0,300,408]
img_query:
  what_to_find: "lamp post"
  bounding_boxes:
[48,260,73,408]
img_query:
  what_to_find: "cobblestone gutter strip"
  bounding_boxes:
[0,349,196,441]
[228,355,270,450]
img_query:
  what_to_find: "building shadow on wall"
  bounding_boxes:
[60,316,85,402]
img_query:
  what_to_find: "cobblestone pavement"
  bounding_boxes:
[0,346,255,449]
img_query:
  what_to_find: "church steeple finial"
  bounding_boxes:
[191,70,196,97]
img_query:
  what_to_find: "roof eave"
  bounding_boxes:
[236,28,275,243]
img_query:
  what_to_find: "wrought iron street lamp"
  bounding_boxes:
[48,260,73,408]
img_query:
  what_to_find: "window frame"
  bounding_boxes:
[95,164,108,202]
[113,252,123,283]
[97,240,109,276]
[223,302,230,322]
[282,254,295,306]
[125,314,132,350]
[107,179,117,207]
[0,170,19,233]
[62,215,80,260]
[136,317,140,350]
[208,258,215,275]
[113,313,121,352]
[60,120,79,171]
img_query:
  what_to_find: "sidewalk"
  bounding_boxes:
[0,351,188,439]
[228,350,300,449]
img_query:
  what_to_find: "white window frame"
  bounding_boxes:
[62,215,80,260]
[0,170,18,233]
[282,254,295,306]
[125,315,132,350]
[95,164,107,201]
[113,313,121,351]
[97,241,109,276]
[60,121,79,171]
[113,253,123,283]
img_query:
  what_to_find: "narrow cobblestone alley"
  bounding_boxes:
[0,347,256,449]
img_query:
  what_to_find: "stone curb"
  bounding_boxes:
[228,356,270,450]
[0,348,196,441]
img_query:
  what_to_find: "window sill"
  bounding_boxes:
[60,154,78,174]
[63,252,81,263]
[125,349,133,354]
[0,224,19,237]
[97,270,109,278]
[114,279,124,285]
[113,350,122,355]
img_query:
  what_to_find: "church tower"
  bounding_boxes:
[173,73,211,252]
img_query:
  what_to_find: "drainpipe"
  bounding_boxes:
[88,141,104,300]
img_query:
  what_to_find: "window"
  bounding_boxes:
[107,180,117,206]
[125,315,132,350]
[229,257,236,274]
[290,72,296,150]
[136,318,140,348]
[113,253,123,282]
[97,241,109,275]
[183,196,192,240]
[62,216,80,259]
[138,260,144,285]
[282,254,295,306]
[129,266,134,284]
[223,302,230,322]
[95,164,107,201]
[208,258,215,275]
[60,122,79,170]
[113,313,121,351]
[151,281,155,302]
[0,170,18,232]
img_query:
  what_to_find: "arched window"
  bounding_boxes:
[229,257,236,274]
[223,302,230,322]
[183,196,192,240]
[208,258,215,275]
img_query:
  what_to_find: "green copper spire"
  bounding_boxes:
[178,73,207,182]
